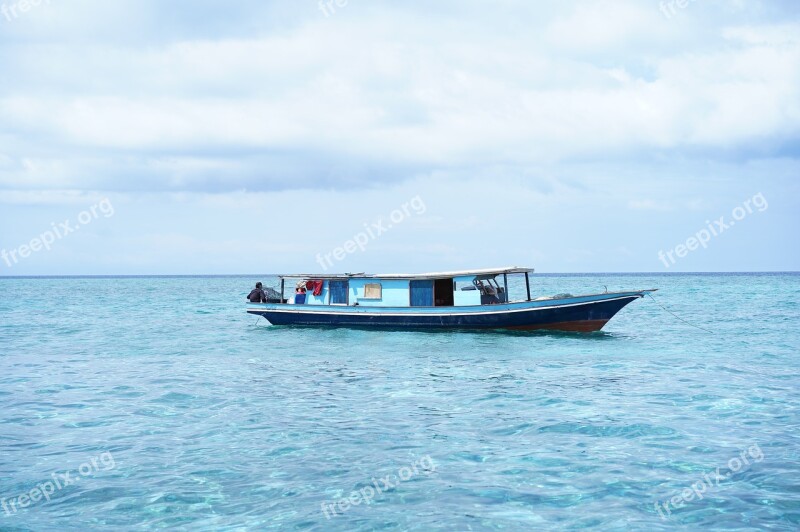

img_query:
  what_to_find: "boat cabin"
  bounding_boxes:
[271,267,534,308]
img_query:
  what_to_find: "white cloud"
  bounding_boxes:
[0,2,797,275]
[2,11,797,192]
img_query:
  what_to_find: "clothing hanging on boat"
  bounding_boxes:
[310,280,324,296]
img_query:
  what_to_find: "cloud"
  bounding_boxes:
[0,0,798,197]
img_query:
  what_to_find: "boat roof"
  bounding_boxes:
[277,266,534,280]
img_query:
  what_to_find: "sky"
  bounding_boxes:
[0,0,798,275]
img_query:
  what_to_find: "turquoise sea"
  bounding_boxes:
[1,273,799,530]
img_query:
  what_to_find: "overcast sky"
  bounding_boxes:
[0,0,798,275]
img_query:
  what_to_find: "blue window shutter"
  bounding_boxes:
[329,280,348,304]
[410,280,434,307]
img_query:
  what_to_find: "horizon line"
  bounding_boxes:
[1,271,798,279]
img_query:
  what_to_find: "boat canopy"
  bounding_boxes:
[276,266,534,281]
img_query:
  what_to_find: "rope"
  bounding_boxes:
[647,293,713,334]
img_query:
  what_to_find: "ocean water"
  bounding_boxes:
[1,273,799,530]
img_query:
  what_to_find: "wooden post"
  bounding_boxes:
[525,272,531,301]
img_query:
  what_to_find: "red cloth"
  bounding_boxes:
[312,280,324,296]
[305,280,324,296]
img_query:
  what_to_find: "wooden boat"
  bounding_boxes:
[246,267,655,332]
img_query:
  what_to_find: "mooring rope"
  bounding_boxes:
[647,292,713,333]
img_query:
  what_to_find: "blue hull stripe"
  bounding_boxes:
[246,292,647,331]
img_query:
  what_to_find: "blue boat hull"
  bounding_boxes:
[247,291,650,332]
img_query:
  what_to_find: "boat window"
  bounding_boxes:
[329,280,349,305]
[474,276,503,305]
[409,280,434,307]
[433,278,455,307]
[503,273,531,303]
[363,283,382,299]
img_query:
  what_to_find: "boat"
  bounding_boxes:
[246,267,655,332]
